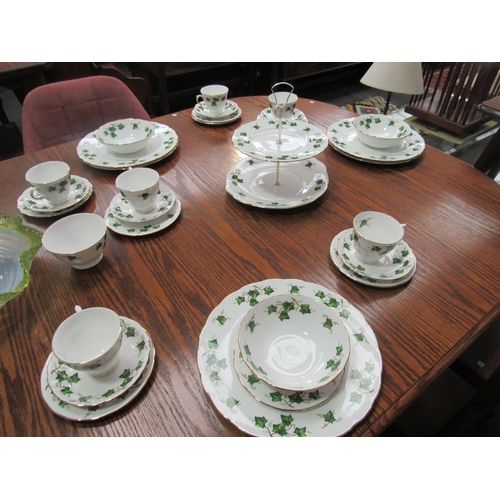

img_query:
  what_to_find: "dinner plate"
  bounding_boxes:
[197,278,382,437]
[327,118,425,164]
[109,186,176,223]
[47,318,151,407]
[77,122,179,170]
[257,108,308,123]
[331,230,417,288]
[338,229,415,280]
[17,176,93,218]
[225,157,328,209]
[40,317,155,421]
[105,198,181,236]
[232,120,328,162]
[192,100,242,125]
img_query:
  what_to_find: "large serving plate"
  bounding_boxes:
[197,278,382,437]
[77,123,178,170]
[232,120,328,162]
[226,157,328,209]
[327,118,425,165]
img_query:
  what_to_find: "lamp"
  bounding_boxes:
[360,62,424,115]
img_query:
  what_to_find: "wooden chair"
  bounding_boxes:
[22,75,150,153]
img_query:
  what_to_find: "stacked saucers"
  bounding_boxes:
[191,100,242,125]
[40,307,155,421]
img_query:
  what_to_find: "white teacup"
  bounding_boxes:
[52,306,125,378]
[196,84,228,116]
[25,161,71,205]
[268,91,298,119]
[353,211,404,264]
[116,167,160,214]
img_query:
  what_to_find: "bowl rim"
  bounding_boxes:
[353,114,412,141]
[96,118,155,147]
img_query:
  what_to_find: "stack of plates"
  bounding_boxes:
[191,100,241,125]
[197,278,382,437]
[257,107,308,123]
[40,317,155,421]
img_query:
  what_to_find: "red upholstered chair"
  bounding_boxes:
[22,75,151,153]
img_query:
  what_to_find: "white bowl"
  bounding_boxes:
[353,114,412,149]
[52,306,124,377]
[96,118,155,154]
[238,294,350,392]
[42,213,107,269]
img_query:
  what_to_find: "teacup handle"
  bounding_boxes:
[196,94,204,105]
[29,187,44,200]
[119,319,127,334]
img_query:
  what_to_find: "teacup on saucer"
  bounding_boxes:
[196,100,239,118]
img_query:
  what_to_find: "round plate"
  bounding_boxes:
[192,100,242,125]
[331,230,417,288]
[232,120,328,162]
[77,122,179,170]
[226,157,328,209]
[109,186,176,223]
[40,317,155,421]
[338,229,415,280]
[197,278,382,437]
[257,108,308,123]
[327,118,425,164]
[105,199,181,237]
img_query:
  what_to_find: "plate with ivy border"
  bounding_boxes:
[197,278,382,437]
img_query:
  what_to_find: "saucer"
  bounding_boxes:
[77,122,179,170]
[226,157,328,209]
[105,198,181,236]
[330,230,417,288]
[337,229,415,280]
[47,317,151,406]
[40,317,155,421]
[17,176,93,218]
[110,186,176,223]
[192,100,242,125]
[257,108,307,123]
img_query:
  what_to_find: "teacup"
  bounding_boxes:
[268,91,298,119]
[353,211,404,264]
[52,306,125,377]
[116,167,160,214]
[25,161,71,206]
[196,84,228,116]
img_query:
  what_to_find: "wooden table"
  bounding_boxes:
[1,96,500,437]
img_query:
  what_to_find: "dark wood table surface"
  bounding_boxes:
[1,95,500,437]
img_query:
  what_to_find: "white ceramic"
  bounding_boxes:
[268,91,298,119]
[97,118,155,154]
[238,293,350,392]
[197,278,382,437]
[232,120,328,162]
[353,211,404,264]
[41,317,155,421]
[116,168,160,214]
[257,107,307,123]
[338,229,415,280]
[25,161,71,206]
[330,230,417,288]
[196,84,228,116]
[327,118,425,165]
[353,114,412,149]
[226,157,328,209]
[105,198,181,237]
[47,319,150,406]
[42,213,107,269]
[191,100,241,125]
[52,306,125,377]
[77,123,178,170]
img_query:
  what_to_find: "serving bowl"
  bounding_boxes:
[96,118,155,154]
[353,114,412,149]
[238,294,350,392]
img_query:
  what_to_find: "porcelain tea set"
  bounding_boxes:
[191,84,242,125]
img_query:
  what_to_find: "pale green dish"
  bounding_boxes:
[0,213,42,308]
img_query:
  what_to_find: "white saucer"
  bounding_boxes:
[192,100,242,125]
[17,176,93,218]
[105,198,181,236]
[226,157,328,209]
[257,108,307,123]
[77,122,179,170]
[47,317,151,407]
[109,186,176,223]
[330,230,416,287]
[40,317,155,421]
[337,229,415,280]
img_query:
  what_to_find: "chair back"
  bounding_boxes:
[22,75,150,153]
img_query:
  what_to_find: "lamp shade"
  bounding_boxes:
[360,62,424,95]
